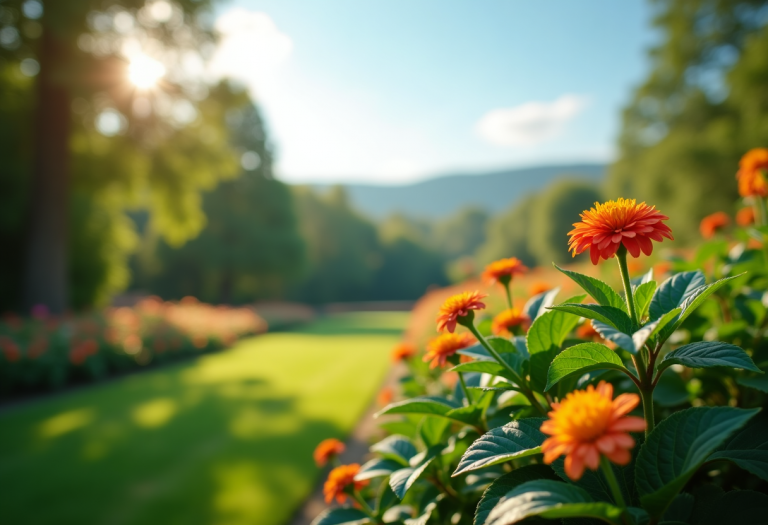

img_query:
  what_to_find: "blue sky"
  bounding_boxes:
[214,0,657,184]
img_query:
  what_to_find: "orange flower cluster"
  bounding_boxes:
[736,148,768,198]
[529,282,553,296]
[323,464,368,504]
[390,342,416,362]
[423,332,475,369]
[699,211,730,239]
[568,198,673,264]
[737,207,756,226]
[436,291,487,333]
[541,381,645,480]
[491,308,530,336]
[483,257,528,284]
[314,438,346,467]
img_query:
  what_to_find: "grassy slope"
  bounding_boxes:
[0,312,408,525]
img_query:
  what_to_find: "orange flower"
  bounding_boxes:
[423,332,475,369]
[377,386,393,407]
[736,207,756,227]
[323,464,368,504]
[529,282,553,296]
[568,198,674,265]
[491,308,530,336]
[736,148,768,197]
[391,342,416,362]
[314,438,346,467]
[436,291,487,333]
[541,381,645,481]
[576,321,600,340]
[699,211,730,239]
[483,257,528,285]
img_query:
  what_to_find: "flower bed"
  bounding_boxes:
[0,296,266,395]
[310,150,768,525]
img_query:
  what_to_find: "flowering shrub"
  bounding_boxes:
[0,296,266,395]
[311,152,768,525]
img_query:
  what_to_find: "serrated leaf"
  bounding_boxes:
[526,298,585,392]
[355,458,403,481]
[445,404,484,426]
[649,271,706,320]
[523,287,561,321]
[554,265,627,311]
[737,374,768,392]
[658,341,761,374]
[453,418,546,476]
[311,508,370,525]
[545,343,630,391]
[419,417,450,448]
[375,396,460,420]
[708,412,768,482]
[370,435,418,466]
[549,304,634,334]
[474,465,559,525]
[450,352,526,381]
[635,407,760,517]
[634,280,657,320]
[634,309,681,350]
[390,449,438,499]
[486,480,626,525]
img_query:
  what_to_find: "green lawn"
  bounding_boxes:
[0,312,408,525]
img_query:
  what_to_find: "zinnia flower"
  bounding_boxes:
[699,211,730,239]
[736,207,756,227]
[436,291,487,332]
[423,332,475,369]
[529,282,553,296]
[391,342,416,362]
[314,438,346,467]
[483,257,528,285]
[736,148,768,198]
[568,198,674,265]
[323,464,368,504]
[491,308,530,336]
[541,381,645,481]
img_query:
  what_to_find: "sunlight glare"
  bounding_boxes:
[128,55,166,89]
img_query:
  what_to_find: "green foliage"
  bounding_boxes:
[452,419,546,476]
[545,343,630,391]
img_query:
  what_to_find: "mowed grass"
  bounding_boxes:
[0,312,408,525]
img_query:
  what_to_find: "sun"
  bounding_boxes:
[128,56,166,89]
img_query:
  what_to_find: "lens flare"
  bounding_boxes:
[128,56,166,89]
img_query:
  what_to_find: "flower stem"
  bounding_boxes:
[503,282,513,310]
[458,371,474,405]
[754,197,768,227]
[352,490,375,517]
[599,456,626,508]
[615,246,639,329]
[464,321,547,415]
[640,387,655,437]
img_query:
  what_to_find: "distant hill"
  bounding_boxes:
[315,163,607,219]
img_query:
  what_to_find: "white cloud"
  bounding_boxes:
[475,94,588,147]
[209,9,292,96]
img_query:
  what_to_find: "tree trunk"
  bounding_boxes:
[23,27,71,314]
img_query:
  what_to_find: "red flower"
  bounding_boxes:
[314,438,346,467]
[323,464,368,504]
[491,308,530,336]
[483,258,528,285]
[568,198,673,265]
[423,332,475,369]
[436,291,487,333]
[699,212,730,239]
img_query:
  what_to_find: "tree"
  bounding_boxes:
[476,195,540,267]
[608,0,768,243]
[0,0,228,312]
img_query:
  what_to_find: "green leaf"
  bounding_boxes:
[550,455,636,507]
[662,493,693,523]
[649,271,706,320]
[545,343,630,391]
[419,417,450,447]
[390,447,439,499]
[634,280,657,320]
[635,406,760,517]
[375,396,460,420]
[355,458,403,481]
[554,264,627,311]
[523,287,561,321]
[658,275,740,341]
[451,353,526,382]
[737,374,768,393]
[370,435,418,466]
[445,405,484,426]
[593,309,681,355]
[634,309,681,349]
[658,341,762,374]
[486,480,625,525]
[453,418,546,476]
[526,297,585,392]
[697,490,768,525]
[311,508,370,525]
[592,320,635,353]
[653,369,690,407]
[549,304,634,334]
[474,465,559,525]
[708,412,768,482]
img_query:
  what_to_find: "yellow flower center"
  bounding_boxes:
[549,389,613,442]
